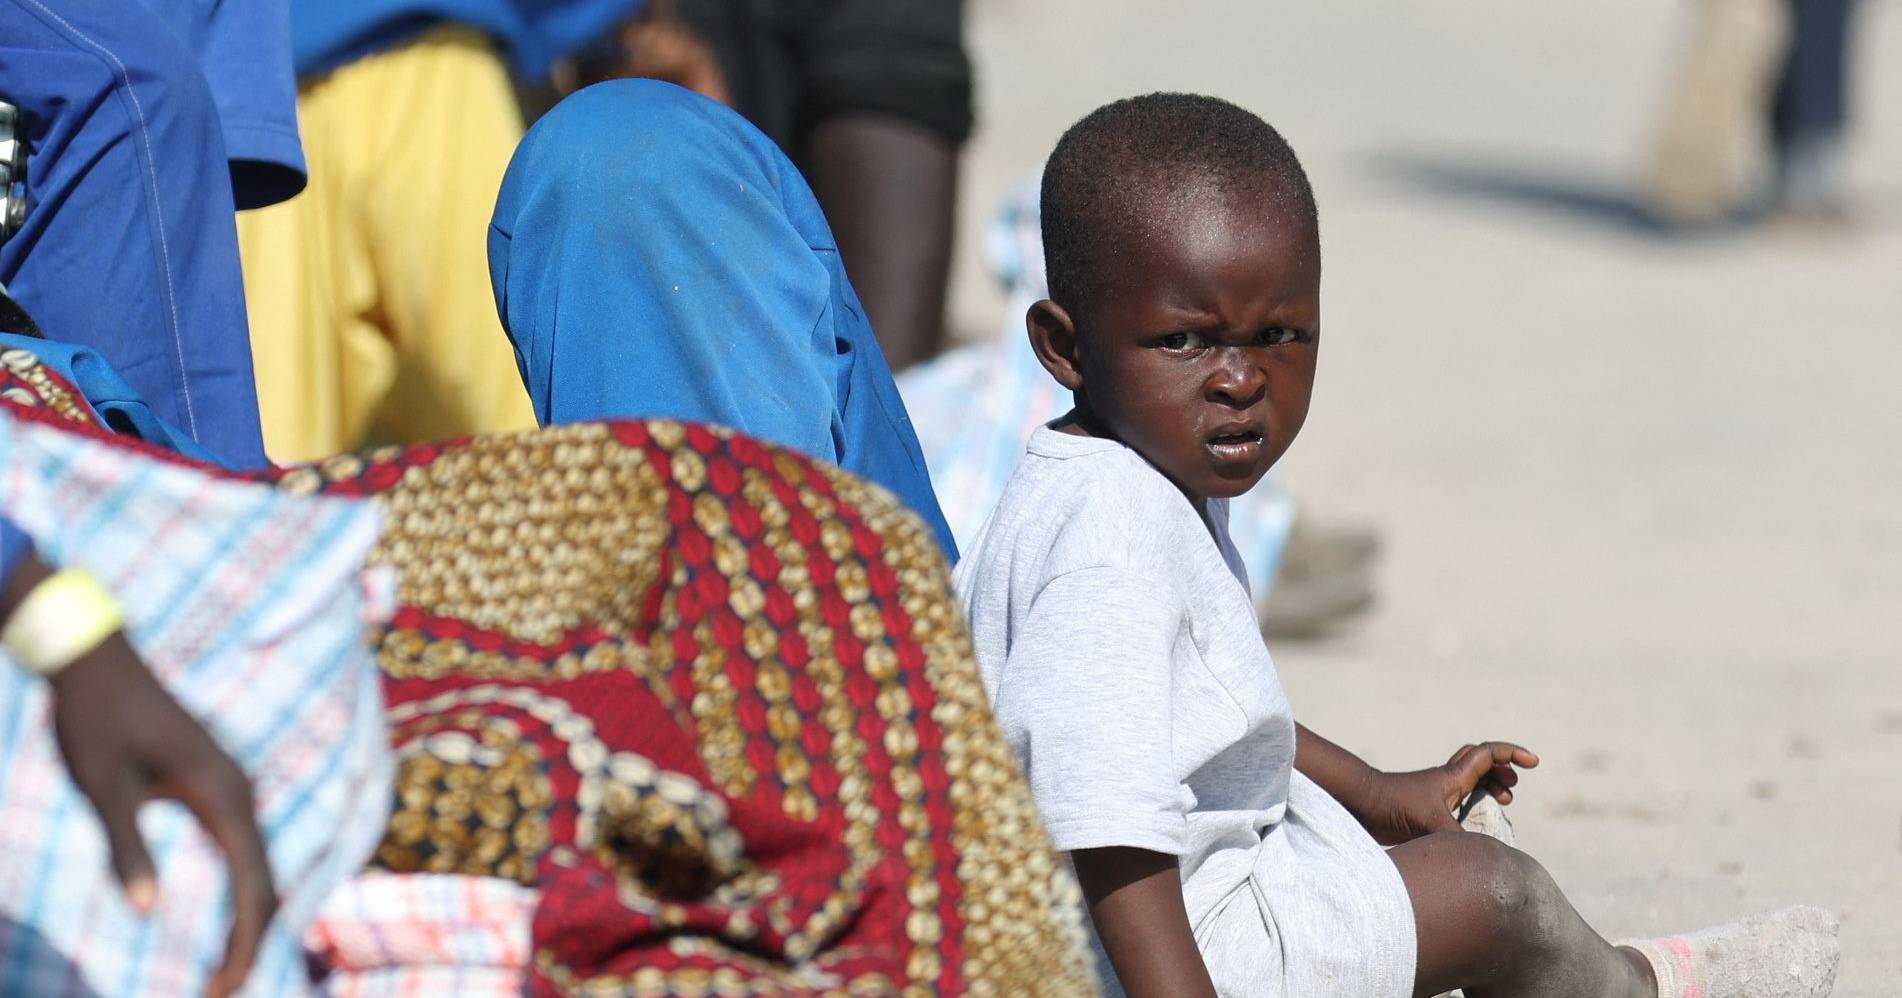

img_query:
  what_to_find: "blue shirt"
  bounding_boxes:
[138,0,306,209]
[294,0,643,79]
[2,0,282,468]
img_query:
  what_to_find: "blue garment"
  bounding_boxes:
[136,0,305,209]
[0,336,229,466]
[294,0,642,80]
[0,517,24,585]
[0,0,270,468]
[488,79,958,559]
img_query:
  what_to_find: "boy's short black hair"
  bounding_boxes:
[1040,92,1317,312]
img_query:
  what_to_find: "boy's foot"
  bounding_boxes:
[1620,905,1840,998]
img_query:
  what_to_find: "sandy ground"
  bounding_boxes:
[947,2,1902,992]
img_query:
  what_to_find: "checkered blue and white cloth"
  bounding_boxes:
[306,872,537,998]
[0,413,393,996]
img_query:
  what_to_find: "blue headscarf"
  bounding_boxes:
[488,80,957,559]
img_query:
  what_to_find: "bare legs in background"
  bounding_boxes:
[805,114,958,371]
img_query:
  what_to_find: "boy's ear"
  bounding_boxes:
[1027,299,1085,392]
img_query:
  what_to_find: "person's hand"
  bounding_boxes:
[1349,742,1539,846]
[49,631,277,998]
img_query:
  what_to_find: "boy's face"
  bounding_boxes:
[1031,187,1320,503]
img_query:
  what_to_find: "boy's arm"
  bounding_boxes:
[1295,723,1538,845]
[1293,722,1380,803]
[1071,847,1217,998]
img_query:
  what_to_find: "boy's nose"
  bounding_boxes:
[1205,351,1266,408]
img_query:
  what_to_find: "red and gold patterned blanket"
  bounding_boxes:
[0,349,1095,997]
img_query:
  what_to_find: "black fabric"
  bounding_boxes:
[0,284,40,339]
[672,0,973,151]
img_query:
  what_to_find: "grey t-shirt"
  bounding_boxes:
[952,426,1297,927]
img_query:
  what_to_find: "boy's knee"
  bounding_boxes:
[1462,834,1569,951]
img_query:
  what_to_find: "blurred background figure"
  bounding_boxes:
[572,0,973,371]
[237,0,649,463]
[1770,0,1860,220]
[898,175,1382,638]
[1647,0,1862,227]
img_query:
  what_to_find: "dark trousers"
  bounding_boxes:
[1772,0,1857,147]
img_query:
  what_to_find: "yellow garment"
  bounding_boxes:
[238,26,536,464]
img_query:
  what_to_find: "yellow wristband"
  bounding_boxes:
[1,568,124,677]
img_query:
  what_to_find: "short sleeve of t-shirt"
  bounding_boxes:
[993,563,1191,856]
[134,0,307,209]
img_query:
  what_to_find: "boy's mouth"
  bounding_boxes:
[1204,426,1265,463]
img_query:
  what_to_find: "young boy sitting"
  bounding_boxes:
[952,92,1840,998]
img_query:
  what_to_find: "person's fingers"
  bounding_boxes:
[1485,741,1540,768]
[91,774,158,913]
[1468,746,1533,808]
[1448,744,1500,788]
[1456,741,1538,771]
[1479,766,1518,804]
[206,856,274,998]
[178,763,276,996]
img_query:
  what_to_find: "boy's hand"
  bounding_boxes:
[49,632,278,998]
[1353,742,1538,846]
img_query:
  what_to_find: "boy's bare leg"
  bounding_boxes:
[1392,832,1655,998]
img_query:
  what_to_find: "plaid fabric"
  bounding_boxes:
[0,411,393,996]
[306,872,536,997]
[898,176,1296,598]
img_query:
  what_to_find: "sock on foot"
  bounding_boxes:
[1620,905,1839,998]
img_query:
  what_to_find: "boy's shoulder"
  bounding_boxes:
[978,429,1205,575]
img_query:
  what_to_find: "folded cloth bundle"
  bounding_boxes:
[306,872,537,997]
[0,380,392,995]
[0,349,1098,996]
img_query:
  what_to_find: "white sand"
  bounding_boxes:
[950,2,1902,993]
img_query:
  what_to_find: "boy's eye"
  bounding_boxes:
[1158,332,1206,351]
[1256,327,1300,346]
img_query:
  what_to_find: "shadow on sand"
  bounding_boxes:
[1359,151,1689,236]
[1365,149,1902,238]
